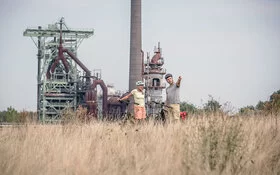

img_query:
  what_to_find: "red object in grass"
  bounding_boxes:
[180,111,187,120]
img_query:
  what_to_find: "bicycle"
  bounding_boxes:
[149,101,173,124]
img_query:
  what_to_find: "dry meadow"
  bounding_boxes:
[0,115,279,175]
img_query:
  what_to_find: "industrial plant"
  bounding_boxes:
[23,0,168,122]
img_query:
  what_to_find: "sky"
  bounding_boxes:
[0,0,280,111]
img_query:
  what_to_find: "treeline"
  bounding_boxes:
[180,89,280,116]
[239,89,280,116]
[180,95,225,115]
[0,107,37,123]
[1,89,279,122]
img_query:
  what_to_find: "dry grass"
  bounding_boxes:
[0,115,279,175]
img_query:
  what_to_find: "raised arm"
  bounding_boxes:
[176,76,182,87]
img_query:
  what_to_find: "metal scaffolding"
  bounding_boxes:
[23,18,94,122]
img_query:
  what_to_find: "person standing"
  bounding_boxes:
[118,81,146,120]
[165,73,182,122]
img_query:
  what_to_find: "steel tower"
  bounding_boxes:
[23,18,94,122]
[143,43,167,116]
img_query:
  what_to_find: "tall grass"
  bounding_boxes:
[0,115,279,175]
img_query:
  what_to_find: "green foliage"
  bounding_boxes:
[0,107,37,123]
[5,106,19,122]
[255,101,265,110]
[0,111,7,122]
[252,89,280,115]
[239,105,255,115]
[269,90,280,115]
[269,90,280,101]
[237,89,280,116]
[180,101,197,114]
[0,107,38,123]
[203,95,221,113]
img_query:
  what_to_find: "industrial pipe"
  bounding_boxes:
[64,49,91,76]
[87,80,108,117]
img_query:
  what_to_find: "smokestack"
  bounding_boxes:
[129,0,142,92]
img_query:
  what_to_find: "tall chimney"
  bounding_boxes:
[129,0,142,92]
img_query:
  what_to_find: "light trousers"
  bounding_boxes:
[166,104,180,122]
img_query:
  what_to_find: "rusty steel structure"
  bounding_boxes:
[23,18,113,122]
[23,0,168,122]
[143,43,167,116]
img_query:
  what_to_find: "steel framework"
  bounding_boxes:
[23,18,94,122]
[143,43,167,116]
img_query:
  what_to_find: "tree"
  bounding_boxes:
[269,90,280,115]
[5,106,19,122]
[180,101,197,114]
[256,101,265,110]
[0,111,7,122]
[269,90,280,101]
[203,95,221,113]
[239,105,255,115]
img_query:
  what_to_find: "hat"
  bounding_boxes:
[136,81,144,86]
[165,73,173,79]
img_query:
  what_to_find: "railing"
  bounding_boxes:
[144,68,166,74]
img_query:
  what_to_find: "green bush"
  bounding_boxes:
[4,107,19,123]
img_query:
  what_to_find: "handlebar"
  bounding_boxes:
[150,101,172,108]
[118,100,139,106]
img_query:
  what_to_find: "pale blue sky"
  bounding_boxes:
[0,0,279,111]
